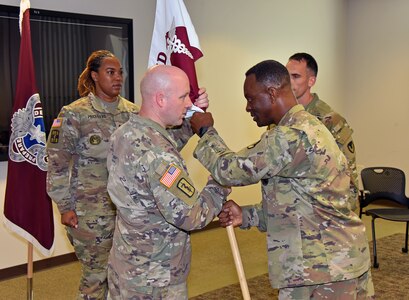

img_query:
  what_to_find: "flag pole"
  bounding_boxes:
[27,242,33,300]
[226,225,251,300]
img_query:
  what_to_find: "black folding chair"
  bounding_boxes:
[359,167,409,268]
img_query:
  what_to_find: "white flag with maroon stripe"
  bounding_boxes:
[148,0,203,104]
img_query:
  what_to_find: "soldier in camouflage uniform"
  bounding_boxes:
[286,52,359,211]
[46,51,209,299]
[46,50,138,300]
[106,65,230,299]
[190,60,374,299]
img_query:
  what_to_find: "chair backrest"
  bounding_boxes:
[360,167,409,208]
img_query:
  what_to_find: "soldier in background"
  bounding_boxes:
[190,60,374,299]
[106,65,230,299]
[286,52,358,211]
[46,50,209,299]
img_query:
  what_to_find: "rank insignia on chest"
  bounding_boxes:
[89,135,101,145]
[160,165,181,188]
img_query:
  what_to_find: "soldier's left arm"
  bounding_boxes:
[339,134,359,208]
[323,112,359,207]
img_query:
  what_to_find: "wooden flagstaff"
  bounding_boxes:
[226,225,251,300]
[27,242,33,300]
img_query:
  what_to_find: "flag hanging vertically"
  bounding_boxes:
[3,0,54,256]
[148,0,203,101]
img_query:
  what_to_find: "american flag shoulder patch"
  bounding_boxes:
[52,118,63,128]
[160,164,181,188]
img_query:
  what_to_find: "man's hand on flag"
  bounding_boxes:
[194,87,209,110]
[189,112,214,137]
[149,0,204,114]
[186,87,207,118]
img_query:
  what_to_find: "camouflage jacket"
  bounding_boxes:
[305,93,358,210]
[46,93,139,216]
[194,104,370,288]
[107,114,230,290]
[46,93,194,217]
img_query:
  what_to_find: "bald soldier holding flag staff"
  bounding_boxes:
[190,60,374,299]
[106,65,230,300]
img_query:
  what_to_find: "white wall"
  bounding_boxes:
[181,0,347,207]
[1,0,348,269]
[0,0,157,269]
[345,0,409,180]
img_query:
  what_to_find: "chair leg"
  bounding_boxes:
[403,222,409,253]
[371,217,379,268]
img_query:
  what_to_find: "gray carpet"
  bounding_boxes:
[191,233,409,299]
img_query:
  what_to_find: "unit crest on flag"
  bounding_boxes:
[156,18,203,66]
[9,93,48,171]
[167,21,194,59]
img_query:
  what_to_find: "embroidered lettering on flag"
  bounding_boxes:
[160,165,181,188]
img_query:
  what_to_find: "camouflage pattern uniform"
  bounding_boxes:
[106,114,230,300]
[46,93,139,299]
[305,93,358,211]
[194,105,373,297]
[280,270,374,299]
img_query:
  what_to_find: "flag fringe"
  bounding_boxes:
[19,0,30,35]
[3,217,55,257]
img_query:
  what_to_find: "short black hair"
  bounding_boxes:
[289,52,318,76]
[245,60,290,89]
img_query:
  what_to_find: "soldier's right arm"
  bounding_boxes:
[46,107,80,214]
[150,160,231,231]
[193,127,288,187]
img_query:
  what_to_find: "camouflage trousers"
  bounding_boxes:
[278,270,375,300]
[67,214,116,300]
[107,265,188,300]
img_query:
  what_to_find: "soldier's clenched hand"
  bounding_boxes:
[190,112,214,137]
[218,200,242,228]
[61,210,78,228]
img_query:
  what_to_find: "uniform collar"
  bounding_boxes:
[304,93,319,111]
[278,104,305,126]
[130,114,178,148]
[89,92,129,114]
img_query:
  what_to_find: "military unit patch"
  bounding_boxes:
[160,165,181,188]
[49,129,60,144]
[177,178,195,197]
[90,135,101,145]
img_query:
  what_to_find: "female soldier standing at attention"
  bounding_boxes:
[46,50,208,299]
[46,50,139,299]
